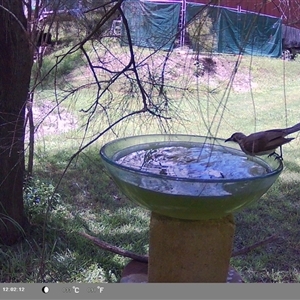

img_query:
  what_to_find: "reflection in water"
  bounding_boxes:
[115,145,272,197]
[117,145,270,180]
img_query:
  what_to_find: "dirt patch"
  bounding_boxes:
[212,56,257,92]
[26,101,77,140]
[76,46,256,94]
[168,50,256,93]
[29,51,255,141]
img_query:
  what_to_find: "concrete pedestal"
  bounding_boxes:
[147,212,236,283]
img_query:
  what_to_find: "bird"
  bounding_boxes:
[225,122,300,159]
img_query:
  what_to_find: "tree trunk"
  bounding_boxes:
[0,1,33,245]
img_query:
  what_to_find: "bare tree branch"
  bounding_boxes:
[79,231,279,263]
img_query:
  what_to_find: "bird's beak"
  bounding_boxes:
[225,137,232,143]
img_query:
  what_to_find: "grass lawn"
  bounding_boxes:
[1,41,300,282]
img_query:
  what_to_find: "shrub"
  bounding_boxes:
[31,49,84,89]
[187,8,218,53]
[23,178,62,224]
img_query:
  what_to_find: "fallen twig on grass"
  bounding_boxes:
[79,231,278,262]
[231,234,278,257]
[79,231,149,263]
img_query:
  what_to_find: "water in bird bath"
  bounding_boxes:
[114,142,272,197]
[117,145,270,179]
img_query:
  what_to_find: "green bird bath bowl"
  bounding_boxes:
[100,134,283,221]
[100,134,283,282]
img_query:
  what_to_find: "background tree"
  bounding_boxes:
[0,0,33,245]
[0,0,173,246]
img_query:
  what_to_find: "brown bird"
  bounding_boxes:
[225,122,300,159]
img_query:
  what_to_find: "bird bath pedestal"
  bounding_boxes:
[100,134,283,283]
[148,212,235,282]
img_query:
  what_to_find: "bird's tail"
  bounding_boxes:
[285,122,300,135]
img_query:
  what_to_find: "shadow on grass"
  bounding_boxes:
[0,148,150,283]
[2,149,300,283]
[231,158,300,282]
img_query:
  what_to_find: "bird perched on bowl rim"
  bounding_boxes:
[225,122,300,159]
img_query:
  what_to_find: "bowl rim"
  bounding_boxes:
[100,134,283,183]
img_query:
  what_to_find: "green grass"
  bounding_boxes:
[1,149,150,283]
[2,40,300,282]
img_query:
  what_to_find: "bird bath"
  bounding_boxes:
[100,134,283,282]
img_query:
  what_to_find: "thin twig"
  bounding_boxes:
[79,232,149,263]
[231,234,278,257]
[79,231,278,263]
